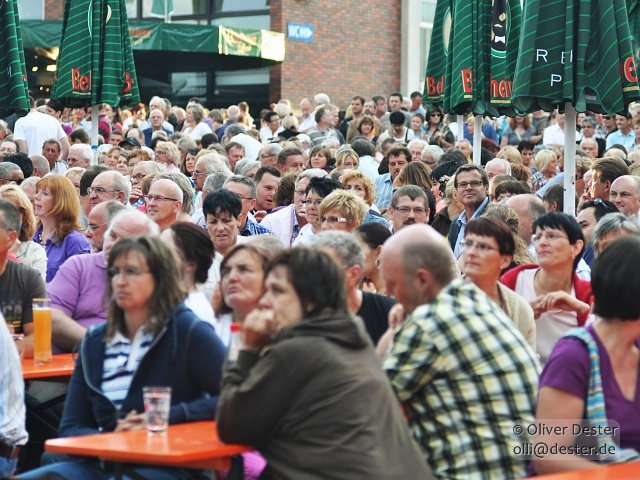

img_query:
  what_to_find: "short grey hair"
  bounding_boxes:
[260,143,282,157]
[485,158,512,176]
[407,139,428,151]
[108,171,131,203]
[107,209,160,237]
[29,155,50,174]
[69,143,94,161]
[203,172,230,197]
[592,212,640,255]
[154,172,194,214]
[235,159,261,176]
[197,152,232,176]
[422,145,444,164]
[224,175,257,198]
[103,200,127,224]
[294,168,329,189]
[0,162,21,179]
[309,230,365,269]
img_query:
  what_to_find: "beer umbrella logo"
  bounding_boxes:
[491,0,510,59]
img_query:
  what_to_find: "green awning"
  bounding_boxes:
[21,20,285,63]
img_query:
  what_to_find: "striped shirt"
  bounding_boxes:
[102,329,154,408]
[0,314,28,446]
[384,278,540,479]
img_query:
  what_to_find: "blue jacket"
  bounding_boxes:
[59,304,226,438]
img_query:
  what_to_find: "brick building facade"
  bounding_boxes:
[270,0,402,109]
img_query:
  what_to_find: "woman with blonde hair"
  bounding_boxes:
[33,175,90,282]
[0,184,47,279]
[497,145,523,165]
[334,148,359,171]
[154,141,180,171]
[531,149,559,191]
[340,169,390,228]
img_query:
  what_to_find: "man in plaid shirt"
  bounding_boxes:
[381,225,540,479]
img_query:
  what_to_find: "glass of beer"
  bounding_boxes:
[33,298,52,365]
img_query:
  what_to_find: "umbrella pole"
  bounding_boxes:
[473,115,482,165]
[91,105,99,166]
[563,102,577,217]
[457,115,464,143]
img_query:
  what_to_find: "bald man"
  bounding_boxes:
[88,170,130,210]
[610,175,640,217]
[145,178,183,231]
[379,224,539,478]
[48,210,160,351]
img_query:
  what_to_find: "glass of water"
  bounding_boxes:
[143,386,172,435]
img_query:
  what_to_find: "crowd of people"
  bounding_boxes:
[1,90,640,478]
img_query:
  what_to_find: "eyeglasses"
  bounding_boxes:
[87,187,120,195]
[532,231,568,243]
[260,154,276,160]
[294,189,307,196]
[319,216,347,224]
[144,194,179,203]
[108,267,150,279]
[394,206,427,215]
[155,150,167,155]
[303,199,323,207]
[192,170,207,178]
[429,113,442,117]
[457,181,484,190]
[463,239,499,253]
[132,174,146,182]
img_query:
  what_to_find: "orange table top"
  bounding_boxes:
[537,462,640,479]
[45,421,251,470]
[22,353,76,380]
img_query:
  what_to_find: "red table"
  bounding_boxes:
[45,421,251,471]
[537,462,640,479]
[22,353,76,380]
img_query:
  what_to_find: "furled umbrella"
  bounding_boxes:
[0,0,30,117]
[442,0,522,164]
[512,0,640,215]
[51,0,141,153]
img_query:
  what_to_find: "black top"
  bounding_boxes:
[356,292,396,345]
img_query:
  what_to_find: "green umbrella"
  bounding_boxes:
[512,0,640,216]
[423,0,452,109]
[51,0,140,109]
[628,0,640,60]
[443,0,522,117]
[512,0,640,115]
[0,0,30,116]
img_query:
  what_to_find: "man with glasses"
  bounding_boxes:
[87,170,131,209]
[261,169,328,246]
[0,163,24,186]
[0,140,17,160]
[259,143,282,168]
[145,179,183,231]
[448,164,490,258]
[129,161,162,208]
[223,176,272,237]
[84,201,126,252]
[388,186,430,233]
[579,116,604,158]
[88,171,130,211]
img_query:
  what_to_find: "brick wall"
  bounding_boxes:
[45,0,64,20]
[270,0,401,110]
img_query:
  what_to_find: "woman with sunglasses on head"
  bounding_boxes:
[423,107,454,149]
[501,212,592,364]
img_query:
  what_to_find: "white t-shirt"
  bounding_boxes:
[184,291,216,328]
[13,111,67,156]
[183,122,213,141]
[513,268,578,364]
